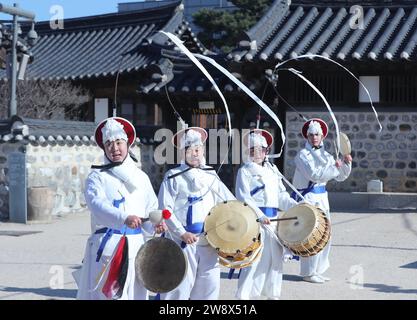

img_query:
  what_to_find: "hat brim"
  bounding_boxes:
[172,127,208,149]
[243,129,274,148]
[302,118,328,139]
[94,117,136,150]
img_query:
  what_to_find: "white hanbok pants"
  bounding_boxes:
[300,210,331,277]
[236,225,283,300]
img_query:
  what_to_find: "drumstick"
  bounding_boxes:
[271,217,298,222]
[256,217,298,222]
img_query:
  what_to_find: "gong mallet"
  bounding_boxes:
[142,209,172,224]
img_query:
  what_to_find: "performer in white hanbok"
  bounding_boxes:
[158,127,235,300]
[292,118,352,283]
[76,117,165,300]
[234,129,297,300]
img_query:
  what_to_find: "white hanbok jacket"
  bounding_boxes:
[158,163,235,300]
[235,161,297,300]
[158,163,235,239]
[292,142,351,277]
[76,156,158,300]
[292,142,351,213]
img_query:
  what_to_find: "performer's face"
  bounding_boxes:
[104,139,128,162]
[184,145,204,167]
[308,133,323,148]
[250,146,267,164]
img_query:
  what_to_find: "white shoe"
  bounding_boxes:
[302,275,325,283]
[318,275,331,281]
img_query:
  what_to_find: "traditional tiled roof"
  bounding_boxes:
[138,49,255,94]
[0,117,95,145]
[0,117,155,145]
[0,1,206,81]
[229,0,417,62]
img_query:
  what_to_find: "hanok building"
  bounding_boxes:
[226,0,417,196]
[0,1,211,220]
[1,0,417,221]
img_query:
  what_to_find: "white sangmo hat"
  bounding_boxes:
[94,117,136,150]
[172,127,208,149]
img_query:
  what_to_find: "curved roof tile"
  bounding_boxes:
[232,0,417,62]
[0,1,190,80]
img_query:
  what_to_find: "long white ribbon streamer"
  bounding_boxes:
[275,54,383,132]
[194,53,286,157]
[158,31,232,214]
[281,67,341,158]
[159,31,232,141]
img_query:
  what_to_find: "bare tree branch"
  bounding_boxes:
[0,79,91,120]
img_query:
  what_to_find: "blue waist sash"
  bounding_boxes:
[291,182,327,202]
[95,227,142,235]
[311,185,326,194]
[184,222,204,234]
[94,227,141,262]
[259,207,279,218]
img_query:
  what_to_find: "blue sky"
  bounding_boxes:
[0,0,145,22]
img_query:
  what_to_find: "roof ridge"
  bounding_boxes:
[291,0,417,8]
[32,0,182,33]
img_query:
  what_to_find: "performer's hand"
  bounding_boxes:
[282,247,294,262]
[335,159,343,168]
[154,221,168,234]
[343,154,352,164]
[181,232,198,245]
[262,217,271,225]
[125,215,142,229]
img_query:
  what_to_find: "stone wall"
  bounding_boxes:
[284,110,417,193]
[0,143,24,219]
[0,140,146,220]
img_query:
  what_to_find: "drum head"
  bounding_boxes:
[204,200,259,254]
[277,203,318,244]
[339,132,351,156]
[135,237,187,293]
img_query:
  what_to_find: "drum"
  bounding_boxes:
[135,237,187,293]
[276,203,330,257]
[339,132,351,156]
[204,200,262,269]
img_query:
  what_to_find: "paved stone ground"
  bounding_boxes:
[0,209,416,300]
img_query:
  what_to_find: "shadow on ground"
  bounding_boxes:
[345,282,417,295]
[0,286,77,299]
[220,272,303,282]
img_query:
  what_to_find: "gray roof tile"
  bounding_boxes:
[232,0,417,62]
[0,1,188,81]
